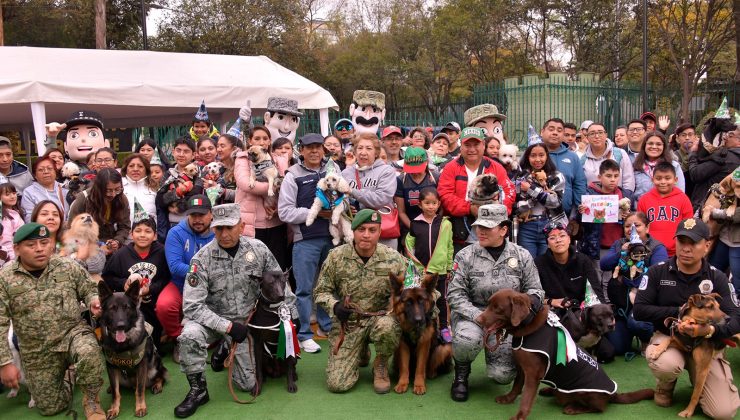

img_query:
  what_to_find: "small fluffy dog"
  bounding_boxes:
[201,161,224,187]
[247,145,279,196]
[62,213,100,261]
[702,172,736,244]
[7,324,35,408]
[467,173,500,206]
[305,173,353,245]
[499,144,519,172]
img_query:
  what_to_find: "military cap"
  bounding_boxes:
[65,110,104,130]
[351,208,381,230]
[14,222,50,244]
[211,203,242,227]
[464,104,506,126]
[471,204,509,229]
[674,218,709,242]
[352,90,386,109]
[267,97,303,117]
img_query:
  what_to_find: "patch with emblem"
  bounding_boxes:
[638,275,648,290]
[699,279,713,295]
[730,284,739,307]
[507,258,518,269]
[246,251,255,262]
[684,219,696,229]
[187,264,199,287]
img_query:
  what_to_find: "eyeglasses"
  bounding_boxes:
[36,167,55,173]
[587,131,606,138]
[105,188,123,195]
[628,127,645,133]
[336,124,353,131]
[96,158,115,164]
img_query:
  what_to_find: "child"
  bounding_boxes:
[637,161,693,257]
[102,211,170,349]
[579,159,634,260]
[404,188,454,342]
[514,143,566,258]
[0,183,24,266]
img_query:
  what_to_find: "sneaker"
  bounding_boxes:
[440,328,452,343]
[300,338,321,353]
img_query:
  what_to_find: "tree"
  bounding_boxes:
[95,0,105,48]
[652,0,735,122]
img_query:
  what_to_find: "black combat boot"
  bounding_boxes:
[174,373,210,418]
[210,340,230,372]
[450,360,471,402]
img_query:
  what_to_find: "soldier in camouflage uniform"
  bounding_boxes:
[314,209,406,393]
[0,223,106,420]
[447,204,544,402]
[174,204,296,418]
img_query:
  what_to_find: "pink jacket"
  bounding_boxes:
[234,152,289,237]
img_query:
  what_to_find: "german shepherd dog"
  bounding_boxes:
[98,280,167,418]
[247,270,298,396]
[389,272,452,395]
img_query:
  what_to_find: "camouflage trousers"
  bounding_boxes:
[326,315,400,393]
[23,324,104,416]
[451,314,516,384]
[178,321,256,392]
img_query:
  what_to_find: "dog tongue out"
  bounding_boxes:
[115,331,126,343]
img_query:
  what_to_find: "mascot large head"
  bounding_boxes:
[349,90,386,135]
[264,97,302,143]
[63,110,109,164]
[464,104,506,145]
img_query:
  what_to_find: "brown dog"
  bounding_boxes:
[389,272,452,395]
[476,289,653,419]
[702,173,736,250]
[649,293,740,418]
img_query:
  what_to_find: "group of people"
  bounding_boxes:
[0,95,739,420]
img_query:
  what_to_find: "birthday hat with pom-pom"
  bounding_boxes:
[194,100,210,123]
[528,124,543,146]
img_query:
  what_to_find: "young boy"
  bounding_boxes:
[102,213,171,349]
[579,159,634,260]
[637,161,693,257]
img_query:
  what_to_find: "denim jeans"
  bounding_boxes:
[605,310,653,355]
[293,237,334,341]
[517,218,549,258]
[709,240,740,291]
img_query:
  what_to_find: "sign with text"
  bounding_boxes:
[581,194,619,223]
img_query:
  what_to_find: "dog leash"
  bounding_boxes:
[225,308,258,404]
[332,295,387,355]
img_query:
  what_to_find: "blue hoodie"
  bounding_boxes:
[548,143,586,216]
[164,218,215,293]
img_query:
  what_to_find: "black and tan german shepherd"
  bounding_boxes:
[389,272,452,395]
[98,280,167,418]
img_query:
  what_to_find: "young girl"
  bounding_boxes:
[600,212,669,356]
[404,188,454,343]
[514,143,566,257]
[0,183,24,265]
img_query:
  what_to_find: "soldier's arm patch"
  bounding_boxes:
[187,263,200,287]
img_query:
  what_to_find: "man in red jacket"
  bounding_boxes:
[438,127,515,254]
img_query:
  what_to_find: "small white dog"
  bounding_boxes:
[7,324,35,408]
[305,173,353,245]
[499,144,519,172]
[247,145,279,196]
[202,161,224,187]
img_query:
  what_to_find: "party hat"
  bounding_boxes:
[227,118,242,138]
[528,124,543,146]
[715,97,730,119]
[194,100,210,122]
[403,259,422,289]
[629,224,642,245]
[132,199,150,224]
[150,148,163,166]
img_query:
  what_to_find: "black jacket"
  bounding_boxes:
[102,241,170,301]
[535,246,604,303]
[633,258,740,339]
[688,147,740,211]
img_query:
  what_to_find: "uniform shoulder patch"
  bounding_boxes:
[638,275,648,290]
[187,263,199,287]
[730,284,739,307]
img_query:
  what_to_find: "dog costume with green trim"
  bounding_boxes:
[512,312,617,394]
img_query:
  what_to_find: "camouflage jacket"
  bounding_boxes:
[448,241,544,322]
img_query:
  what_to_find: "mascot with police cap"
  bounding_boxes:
[45,110,109,170]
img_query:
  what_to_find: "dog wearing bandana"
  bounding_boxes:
[305,169,353,245]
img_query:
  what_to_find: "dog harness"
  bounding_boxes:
[512,313,617,394]
[316,188,345,210]
[253,160,276,178]
[102,323,154,371]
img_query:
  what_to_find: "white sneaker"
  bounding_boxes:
[300,338,322,353]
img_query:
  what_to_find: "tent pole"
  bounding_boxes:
[30,102,47,156]
[21,128,31,166]
[319,108,329,136]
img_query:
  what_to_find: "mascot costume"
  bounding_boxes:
[464,103,507,145]
[349,90,386,135]
[45,110,109,170]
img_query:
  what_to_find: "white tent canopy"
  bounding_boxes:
[0,46,338,154]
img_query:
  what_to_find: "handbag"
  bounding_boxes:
[355,169,400,239]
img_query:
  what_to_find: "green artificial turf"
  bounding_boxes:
[2,338,737,419]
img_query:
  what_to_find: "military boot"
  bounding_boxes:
[451,359,471,402]
[654,379,676,407]
[210,340,230,372]
[82,387,106,420]
[372,356,391,394]
[174,373,210,418]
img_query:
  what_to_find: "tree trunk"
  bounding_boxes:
[0,0,4,47]
[680,70,693,124]
[95,0,106,49]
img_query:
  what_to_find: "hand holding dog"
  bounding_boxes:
[333,300,353,323]
[228,322,249,343]
[677,319,714,338]
[0,364,20,389]
[90,298,102,318]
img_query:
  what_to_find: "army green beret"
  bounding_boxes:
[13,222,50,244]
[351,209,381,230]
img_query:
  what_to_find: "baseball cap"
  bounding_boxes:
[674,218,709,242]
[211,203,242,227]
[432,132,450,143]
[299,133,324,146]
[0,136,11,148]
[460,127,485,143]
[580,120,594,130]
[184,194,212,216]
[471,204,509,228]
[334,118,353,130]
[640,112,657,122]
[381,125,403,139]
[442,122,461,133]
[13,222,50,244]
[403,147,428,174]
